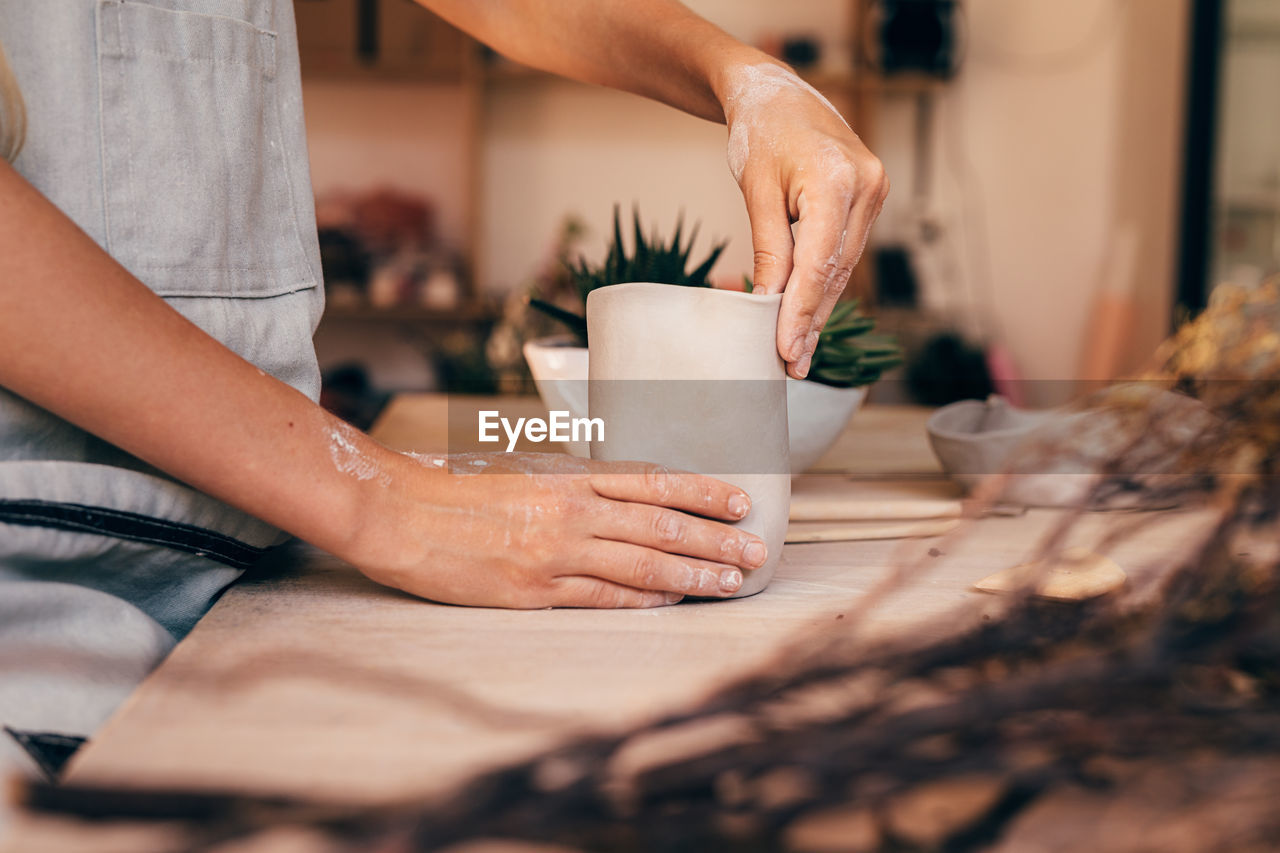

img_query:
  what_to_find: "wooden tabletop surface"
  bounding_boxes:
[4,395,1213,851]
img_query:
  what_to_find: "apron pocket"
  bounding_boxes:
[96,1,316,298]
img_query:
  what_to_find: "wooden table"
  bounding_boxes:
[3,396,1213,852]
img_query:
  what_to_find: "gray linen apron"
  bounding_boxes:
[0,0,324,783]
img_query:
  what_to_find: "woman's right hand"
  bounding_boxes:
[343,450,769,609]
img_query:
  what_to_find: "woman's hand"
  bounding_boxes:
[345,450,768,609]
[719,62,890,379]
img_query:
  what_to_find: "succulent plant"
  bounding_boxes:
[528,206,725,346]
[806,303,904,388]
[529,205,901,388]
[744,279,903,388]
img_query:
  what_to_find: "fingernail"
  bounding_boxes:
[664,592,684,605]
[744,541,768,567]
[719,569,743,593]
[728,492,751,518]
[795,351,812,378]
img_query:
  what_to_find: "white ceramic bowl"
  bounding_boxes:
[785,379,868,473]
[521,336,591,457]
[523,336,867,473]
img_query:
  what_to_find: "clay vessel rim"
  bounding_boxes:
[530,336,868,397]
[586,281,783,307]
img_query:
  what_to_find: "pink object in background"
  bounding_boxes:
[1078,224,1141,385]
[985,340,1024,407]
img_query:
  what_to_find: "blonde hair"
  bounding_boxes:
[0,40,26,162]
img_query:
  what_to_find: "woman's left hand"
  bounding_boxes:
[718,62,890,379]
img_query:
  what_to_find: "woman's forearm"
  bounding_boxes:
[418,0,767,124]
[0,161,770,608]
[420,0,890,382]
[0,160,383,559]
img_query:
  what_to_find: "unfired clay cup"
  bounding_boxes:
[586,282,791,598]
[524,339,865,473]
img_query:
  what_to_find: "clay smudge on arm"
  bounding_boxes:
[727,118,751,184]
[404,452,495,476]
[328,420,391,486]
[405,451,449,468]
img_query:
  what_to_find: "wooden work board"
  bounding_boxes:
[2,397,1216,852]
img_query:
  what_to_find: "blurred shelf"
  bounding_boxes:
[853,73,949,95]
[321,303,497,324]
[771,69,945,95]
[481,61,945,97]
[299,62,469,83]
[296,0,473,83]
[1230,23,1280,42]
[480,62,569,84]
[1221,190,1280,215]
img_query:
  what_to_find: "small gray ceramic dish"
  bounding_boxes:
[928,389,1214,508]
[926,395,1093,506]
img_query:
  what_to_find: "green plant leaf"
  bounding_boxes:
[856,353,905,368]
[824,300,859,327]
[632,204,647,262]
[671,214,688,267]
[528,297,588,345]
[686,240,727,286]
[849,335,902,354]
[565,205,726,295]
[821,317,878,339]
[612,206,626,275]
